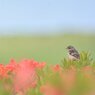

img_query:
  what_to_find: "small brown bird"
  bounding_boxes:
[66,45,80,61]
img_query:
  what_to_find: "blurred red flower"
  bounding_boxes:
[40,84,63,95]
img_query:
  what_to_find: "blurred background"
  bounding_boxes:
[0,0,95,64]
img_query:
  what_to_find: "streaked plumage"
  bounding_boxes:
[66,45,80,60]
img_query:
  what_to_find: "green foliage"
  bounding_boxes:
[61,51,94,68]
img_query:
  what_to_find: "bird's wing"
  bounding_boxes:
[70,49,80,59]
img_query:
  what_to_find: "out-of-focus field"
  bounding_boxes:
[0,34,95,64]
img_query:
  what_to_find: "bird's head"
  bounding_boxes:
[66,45,75,50]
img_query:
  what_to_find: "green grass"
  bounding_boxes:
[0,34,95,64]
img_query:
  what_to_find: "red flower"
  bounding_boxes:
[5,59,17,73]
[0,64,5,77]
[37,62,46,69]
[0,64,10,78]
[13,59,38,94]
[52,64,61,72]
[40,84,63,95]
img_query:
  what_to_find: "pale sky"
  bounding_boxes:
[0,0,95,34]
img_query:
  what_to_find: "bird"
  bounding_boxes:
[66,45,80,61]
